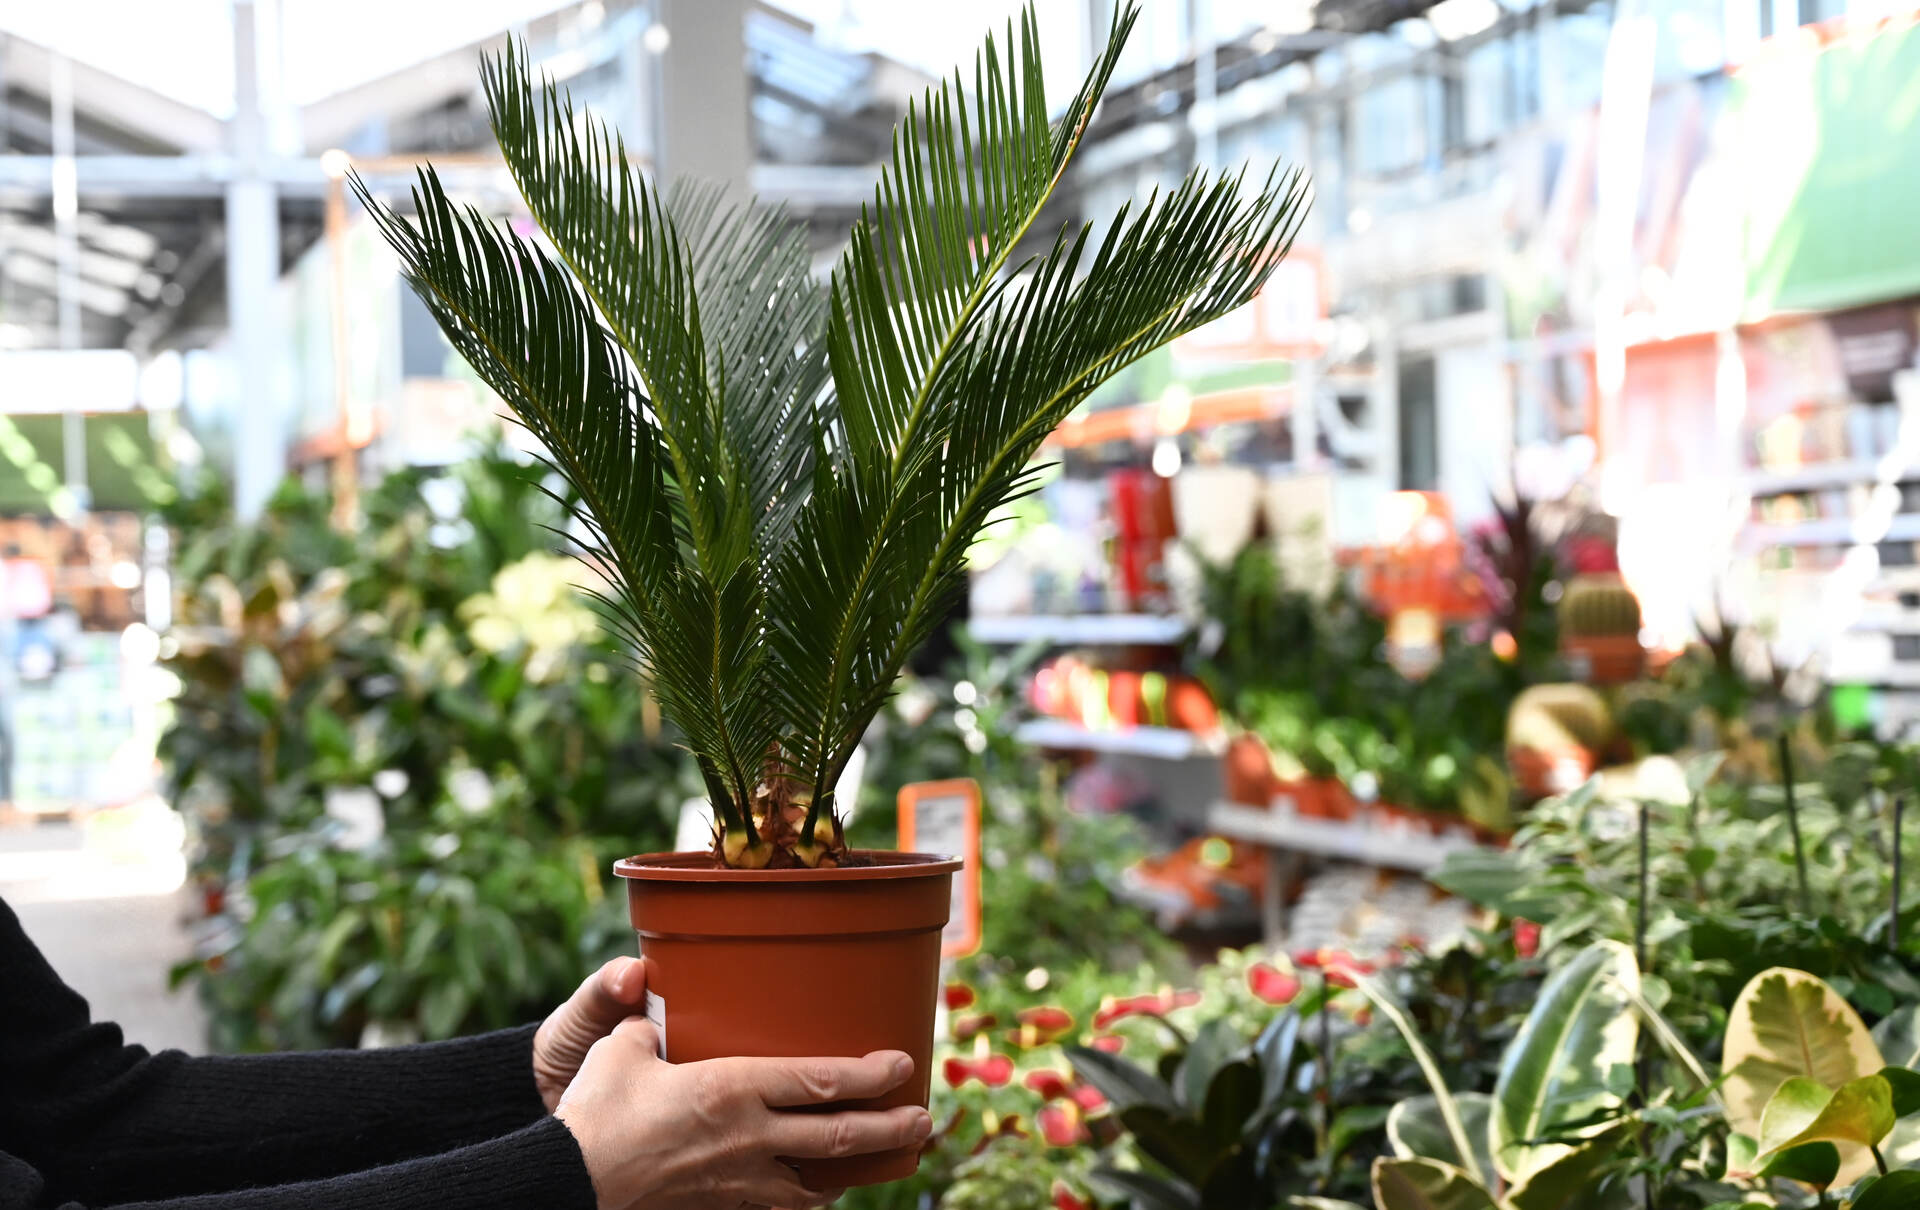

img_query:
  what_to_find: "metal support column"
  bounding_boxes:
[655,0,751,197]
[50,52,87,515]
[228,0,283,520]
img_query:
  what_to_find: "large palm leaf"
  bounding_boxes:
[361,2,1312,865]
[768,9,1309,837]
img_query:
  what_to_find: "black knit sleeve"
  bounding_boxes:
[0,897,594,1209]
[0,1118,598,1210]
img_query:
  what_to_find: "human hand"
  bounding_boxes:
[554,1017,931,1210]
[535,957,646,1113]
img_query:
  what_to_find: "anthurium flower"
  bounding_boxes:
[1010,1005,1074,1047]
[1024,1069,1072,1101]
[944,1053,1015,1088]
[1069,1082,1107,1112]
[951,1012,998,1041]
[1248,962,1301,1005]
[970,1111,1029,1154]
[1037,1101,1090,1147]
[1089,1034,1125,1054]
[1053,1184,1093,1210]
[944,982,977,1010]
[1514,918,1541,959]
[1093,988,1202,1029]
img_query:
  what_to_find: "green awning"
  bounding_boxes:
[0,412,165,514]
[1735,18,1920,318]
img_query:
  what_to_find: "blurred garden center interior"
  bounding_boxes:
[5,0,1920,1205]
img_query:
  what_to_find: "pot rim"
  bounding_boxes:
[614,849,962,883]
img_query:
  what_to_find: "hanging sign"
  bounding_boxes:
[897,779,982,960]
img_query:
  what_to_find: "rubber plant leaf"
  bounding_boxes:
[1087,1164,1198,1210]
[1502,1121,1636,1210]
[1852,1169,1920,1210]
[1881,1065,1920,1117]
[1370,1158,1498,1210]
[1490,940,1640,1187]
[1386,1093,1496,1182]
[1756,1074,1896,1158]
[1352,972,1488,1188]
[1757,1141,1842,1189]
[1721,967,1885,1184]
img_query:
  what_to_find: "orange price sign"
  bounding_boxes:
[897,779,982,960]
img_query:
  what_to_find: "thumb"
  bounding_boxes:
[575,957,646,1028]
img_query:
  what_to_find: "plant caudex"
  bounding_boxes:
[358,4,1307,867]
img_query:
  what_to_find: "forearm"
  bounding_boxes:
[18,1026,552,1205]
[1,1118,597,1210]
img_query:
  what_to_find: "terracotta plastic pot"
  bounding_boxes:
[1313,778,1357,821]
[613,850,961,1190]
[1222,733,1276,805]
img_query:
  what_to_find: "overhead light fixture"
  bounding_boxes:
[1426,0,1501,42]
[643,22,671,54]
[320,148,352,180]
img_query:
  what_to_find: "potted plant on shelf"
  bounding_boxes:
[359,0,1306,1188]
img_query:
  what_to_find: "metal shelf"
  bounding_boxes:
[1013,719,1222,759]
[1746,459,1884,495]
[1204,802,1481,872]
[1748,514,1920,547]
[968,613,1189,646]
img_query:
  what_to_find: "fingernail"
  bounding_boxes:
[891,1054,913,1081]
[910,1111,933,1141]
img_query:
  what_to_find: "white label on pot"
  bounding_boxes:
[645,991,667,1056]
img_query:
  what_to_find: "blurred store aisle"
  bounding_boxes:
[0,801,205,1055]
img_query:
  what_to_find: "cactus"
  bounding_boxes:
[1558,573,1642,639]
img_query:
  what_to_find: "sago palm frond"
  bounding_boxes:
[360,2,1312,866]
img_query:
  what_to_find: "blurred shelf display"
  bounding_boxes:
[1746,513,1920,547]
[1013,719,1224,759]
[1204,802,1480,873]
[967,613,1189,646]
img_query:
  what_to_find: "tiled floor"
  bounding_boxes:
[1,805,206,1055]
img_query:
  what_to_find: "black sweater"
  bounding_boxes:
[0,897,599,1209]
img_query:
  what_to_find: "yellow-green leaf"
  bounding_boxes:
[1757,1075,1895,1157]
[1721,968,1884,1185]
[1370,1158,1498,1210]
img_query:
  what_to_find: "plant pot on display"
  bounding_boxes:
[1562,633,1647,684]
[1222,732,1276,805]
[363,0,1302,1189]
[615,852,961,1188]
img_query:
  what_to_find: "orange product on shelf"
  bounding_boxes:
[1223,733,1276,805]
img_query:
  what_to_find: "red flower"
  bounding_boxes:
[1053,1185,1093,1210]
[1069,1082,1107,1112]
[1514,918,1541,959]
[1037,1102,1090,1146]
[952,1013,998,1041]
[1352,1006,1374,1027]
[1025,1069,1072,1101]
[1292,948,1325,969]
[944,1054,1015,1088]
[945,982,977,1010]
[1089,1034,1125,1054]
[1006,1005,1075,1048]
[1093,989,1200,1029]
[1248,962,1301,1005]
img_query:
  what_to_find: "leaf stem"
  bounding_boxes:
[1778,734,1812,917]
[1895,792,1905,954]
[1872,1142,1889,1175]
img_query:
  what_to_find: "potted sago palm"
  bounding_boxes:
[360,1,1306,1187]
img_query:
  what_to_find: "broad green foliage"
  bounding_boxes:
[1371,1158,1499,1210]
[1721,969,1884,1142]
[1387,1095,1495,1182]
[1489,941,1639,1185]
[360,3,1307,851]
